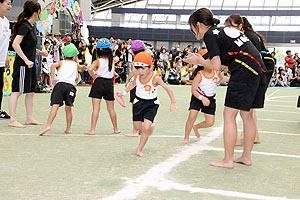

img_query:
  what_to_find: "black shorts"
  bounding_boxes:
[189,95,216,115]
[12,65,36,93]
[51,82,77,107]
[133,97,159,123]
[225,73,266,111]
[129,87,136,103]
[89,77,114,100]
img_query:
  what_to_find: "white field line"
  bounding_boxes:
[207,147,300,159]
[257,118,299,123]
[237,129,300,137]
[102,126,224,200]
[257,109,299,115]
[264,105,296,108]
[267,100,295,103]
[153,178,297,200]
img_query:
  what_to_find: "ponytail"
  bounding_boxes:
[11,12,25,41]
[242,17,265,42]
[189,8,220,29]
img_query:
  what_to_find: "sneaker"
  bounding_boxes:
[0,111,10,119]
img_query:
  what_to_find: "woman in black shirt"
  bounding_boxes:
[9,0,48,128]
[184,8,266,168]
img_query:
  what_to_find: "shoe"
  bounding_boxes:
[0,110,10,119]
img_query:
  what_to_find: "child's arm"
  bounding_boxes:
[88,60,99,79]
[154,76,178,111]
[116,76,137,97]
[191,73,210,106]
[125,67,136,87]
[77,63,87,73]
[217,71,230,83]
[50,61,61,86]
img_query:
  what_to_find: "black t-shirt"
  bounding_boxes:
[14,20,37,66]
[204,26,266,81]
[260,42,275,72]
[244,30,262,52]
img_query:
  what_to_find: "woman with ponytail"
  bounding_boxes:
[184,8,266,168]
[0,0,12,119]
[9,0,48,128]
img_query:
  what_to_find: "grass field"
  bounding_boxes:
[0,85,299,200]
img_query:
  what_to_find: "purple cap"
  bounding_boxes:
[131,40,145,52]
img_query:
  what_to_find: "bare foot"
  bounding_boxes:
[114,130,121,134]
[65,130,72,134]
[25,120,43,126]
[124,132,139,137]
[8,121,26,128]
[235,139,244,146]
[84,131,95,135]
[39,126,51,136]
[182,139,189,144]
[234,157,252,166]
[193,125,200,138]
[136,150,144,157]
[209,160,234,169]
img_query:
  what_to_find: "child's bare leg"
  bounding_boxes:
[39,105,60,136]
[210,106,238,169]
[236,109,260,146]
[25,93,43,125]
[234,109,256,166]
[125,104,139,136]
[193,113,215,139]
[183,110,198,144]
[106,100,120,134]
[65,106,72,134]
[85,98,101,135]
[136,119,152,157]
[8,92,26,128]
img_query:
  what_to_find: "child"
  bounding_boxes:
[182,49,229,144]
[84,38,120,135]
[117,52,178,156]
[39,44,81,136]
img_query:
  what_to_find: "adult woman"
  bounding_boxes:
[184,8,266,168]
[0,0,12,119]
[9,0,48,128]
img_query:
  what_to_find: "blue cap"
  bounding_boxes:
[97,38,112,49]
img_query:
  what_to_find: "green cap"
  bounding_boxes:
[63,44,79,58]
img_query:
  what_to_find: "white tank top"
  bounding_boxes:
[135,72,158,100]
[57,60,78,86]
[197,70,219,98]
[95,58,114,79]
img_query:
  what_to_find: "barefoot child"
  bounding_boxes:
[117,52,178,156]
[39,44,81,136]
[85,38,120,135]
[183,49,229,144]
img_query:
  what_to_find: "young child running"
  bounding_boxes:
[39,44,81,136]
[85,38,120,135]
[183,49,229,144]
[117,52,178,157]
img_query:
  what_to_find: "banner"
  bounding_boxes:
[3,51,15,96]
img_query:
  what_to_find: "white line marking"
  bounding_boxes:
[257,109,299,115]
[207,147,300,159]
[102,126,224,200]
[238,129,300,137]
[257,118,299,123]
[267,100,295,103]
[264,104,297,108]
[154,178,297,200]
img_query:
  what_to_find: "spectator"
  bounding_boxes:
[285,50,295,69]
[290,66,300,87]
[168,58,180,85]
[193,47,199,53]
[271,52,277,65]
[276,68,289,87]
[294,53,299,67]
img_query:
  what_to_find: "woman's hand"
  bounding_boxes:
[40,51,48,57]
[183,53,203,65]
[25,60,34,68]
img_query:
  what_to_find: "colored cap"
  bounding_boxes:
[97,38,112,49]
[198,49,208,56]
[131,40,145,52]
[63,44,79,58]
[133,52,153,67]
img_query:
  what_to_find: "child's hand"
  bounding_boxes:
[115,91,123,97]
[201,97,210,106]
[52,78,59,86]
[170,103,178,112]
